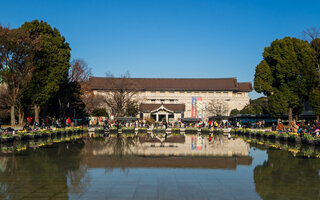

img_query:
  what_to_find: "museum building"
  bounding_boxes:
[90,77,252,122]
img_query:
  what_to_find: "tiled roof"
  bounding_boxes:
[89,77,252,92]
[237,82,253,92]
[139,104,185,112]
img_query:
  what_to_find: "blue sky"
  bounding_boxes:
[1,0,320,99]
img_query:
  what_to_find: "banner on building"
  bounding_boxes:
[192,97,197,117]
[197,97,203,118]
[192,97,203,118]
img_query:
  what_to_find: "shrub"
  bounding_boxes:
[303,134,314,141]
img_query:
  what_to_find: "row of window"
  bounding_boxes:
[148,99,176,102]
[95,90,246,97]
[144,91,244,97]
[141,91,245,97]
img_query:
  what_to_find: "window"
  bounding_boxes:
[170,91,174,93]
[151,99,156,102]
[151,91,156,93]
[169,99,175,102]
[160,99,165,102]
[223,92,228,97]
[160,91,165,93]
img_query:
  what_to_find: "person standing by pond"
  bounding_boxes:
[67,118,71,127]
[277,122,284,133]
[34,121,38,129]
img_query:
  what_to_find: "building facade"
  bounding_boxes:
[90,77,252,122]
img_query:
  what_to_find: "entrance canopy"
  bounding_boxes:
[140,104,185,122]
[139,104,185,113]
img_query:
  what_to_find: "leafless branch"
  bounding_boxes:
[69,59,92,83]
[102,73,139,117]
[207,99,229,116]
[302,27,320,42]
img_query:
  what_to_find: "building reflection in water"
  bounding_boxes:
[81,135,252,170]
[0,135,318,199]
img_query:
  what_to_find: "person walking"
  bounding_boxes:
[272,123,276,131]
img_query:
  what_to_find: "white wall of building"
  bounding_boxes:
[94,90,250,119]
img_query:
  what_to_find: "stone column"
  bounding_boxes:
[156,113,159,122]
[166,113,169,122]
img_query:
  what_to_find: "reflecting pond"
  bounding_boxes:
[0,135,319,200]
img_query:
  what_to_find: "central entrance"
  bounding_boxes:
[140,104,185,122]
[158,114,166,122]
[149,105,175,122]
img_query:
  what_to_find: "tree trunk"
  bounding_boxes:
[18,109,24,126]
[41,105,47,125]
[34,105,40,124]
[295,114,298,121]
[317,114,319,122]
[288,107,293,124]
[58,98,62,119]
[10,105,15,127]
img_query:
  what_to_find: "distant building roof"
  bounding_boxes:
[89,77,253,92]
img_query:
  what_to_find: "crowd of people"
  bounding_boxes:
[272,120,320,136]
[89,118,242,130]
[88,119,235,130]
[1,115,320,139]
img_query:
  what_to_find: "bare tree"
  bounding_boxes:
[103,72,139,118]
[69,59,92,83]
[302,27,320,42]
[207,99,229,116]
[0,26,40,126]
[70,59,97,115]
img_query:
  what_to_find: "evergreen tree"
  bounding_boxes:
[21,20,71,123]
[267,90,288,122]
[309,88,320,121]
[254,37,319,122]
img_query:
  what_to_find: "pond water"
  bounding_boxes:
[0,135,319,200]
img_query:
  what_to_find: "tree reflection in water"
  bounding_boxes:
[254,149,320,200]
[105,135,138,157]
[83,135,138,157]
[67,164,91,195]
[82,135,139,175]
[0,141,86,199]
